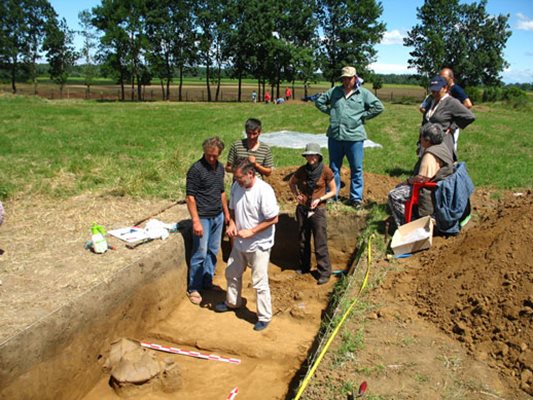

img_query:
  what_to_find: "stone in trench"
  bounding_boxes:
[103,338,180,397]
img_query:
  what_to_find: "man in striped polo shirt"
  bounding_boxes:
[186,137,230,305]
[226,118,273,178]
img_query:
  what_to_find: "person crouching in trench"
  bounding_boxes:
[289,143,337,285]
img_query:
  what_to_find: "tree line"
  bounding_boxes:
[0,0,516,101]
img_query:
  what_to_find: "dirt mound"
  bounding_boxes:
[413,193,533,394]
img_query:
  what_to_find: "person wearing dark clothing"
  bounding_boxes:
[289,143,337,285]
[186,137,230,305]
[421,75,475,160]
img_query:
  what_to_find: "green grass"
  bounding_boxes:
[0,94,530,200]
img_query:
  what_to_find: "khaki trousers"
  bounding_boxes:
[225,247,272,322]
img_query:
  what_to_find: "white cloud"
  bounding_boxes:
[501,67,533,84]
[369,62,415,74]
[381,30,405,45]
[516,13,533,31]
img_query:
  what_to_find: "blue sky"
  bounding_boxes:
[49,0,533,83]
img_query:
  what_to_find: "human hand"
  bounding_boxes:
[237,229,254,239]
[226,221,237,238]
[192,220,203,237]
[248,155,256,165]
[310,198,321,209]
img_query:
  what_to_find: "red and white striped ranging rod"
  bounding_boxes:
[227,386,239,400]
[140,341,241,365]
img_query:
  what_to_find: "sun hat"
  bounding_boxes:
[301,143,323,157]
[340,66,357,78]
[429,75,447,91]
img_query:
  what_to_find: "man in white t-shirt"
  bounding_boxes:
[215,158,279,331]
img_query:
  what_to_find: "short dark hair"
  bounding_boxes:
[420,124,444,145]
[202,136,225,152]
[233,157,255,175]
[245,118,262,132]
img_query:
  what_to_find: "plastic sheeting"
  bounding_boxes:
[260,131,383,149]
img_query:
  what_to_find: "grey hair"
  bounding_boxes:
[202,136,225,152]
[233,157,255,175]
[420,123,444,145]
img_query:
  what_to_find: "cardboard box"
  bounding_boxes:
[391,216,434,256]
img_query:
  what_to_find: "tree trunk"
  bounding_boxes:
[166,79,170,101]
[205,60,212,102]
[215,63,221,102]
[11,60,17,94]
[137,75,142,101]
[237,73,242,102]
[119,67,125,101]
[178,65,183,102]
[160,79,165,100]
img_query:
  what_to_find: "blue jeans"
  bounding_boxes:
[188,212,224,292]
[328,137,364,202]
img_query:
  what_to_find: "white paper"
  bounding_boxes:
[108,227,148,243]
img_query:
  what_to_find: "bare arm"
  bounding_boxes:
[289,174,306,205]
[310,178,336,209]
[186,195,203,237]
[463,98,473,109]
[236,215,278,239]
[221,192,230,225]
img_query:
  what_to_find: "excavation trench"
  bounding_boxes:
[0,212,365,400]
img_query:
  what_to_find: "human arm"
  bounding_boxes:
[226,209,237,238]
[221,191,230,225]
[236,215,279,239]
[314,89,332,114]
[407,153,439,184]
[450,99,476,129]
[309,177,336,209]
[225,143,236,173]
[249,155,273,177]
[363,89,385,121]
[289,173,306,206]
[463,98,473,109]
[186,195,203,237]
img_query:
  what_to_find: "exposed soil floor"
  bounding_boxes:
[0,168,531,399]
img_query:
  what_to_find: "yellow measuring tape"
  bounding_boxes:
[294,234,374,400]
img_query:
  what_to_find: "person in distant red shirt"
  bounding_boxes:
[285,87,292,100]
[264,91,271,103]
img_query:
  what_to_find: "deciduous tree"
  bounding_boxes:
[43,17,78,98]
[404,0,511,87]
[317,0,385,86]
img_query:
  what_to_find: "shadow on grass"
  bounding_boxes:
[385,167,412,177]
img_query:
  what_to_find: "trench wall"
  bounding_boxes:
[0,212,364,400]
[0,234,187,400]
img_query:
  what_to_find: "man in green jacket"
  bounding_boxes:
[315,66,384,208]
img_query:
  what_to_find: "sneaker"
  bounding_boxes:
[317,276,330,285]
[296,269,309,275]
[349,199,362,209]
[253,321,269,331]
[214,302,233,313]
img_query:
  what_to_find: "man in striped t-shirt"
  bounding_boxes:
[186,137,230,305]
[226,118,273,178]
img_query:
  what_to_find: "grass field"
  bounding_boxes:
[0,94,531,201]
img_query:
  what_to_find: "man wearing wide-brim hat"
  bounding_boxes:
[289,143,336,285]
[315,66,384,208]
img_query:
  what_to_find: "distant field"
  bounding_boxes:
[0,94,530,202]
[1,79,427,103]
